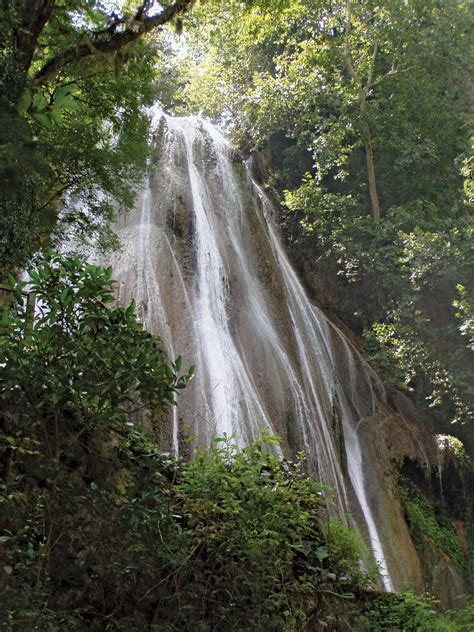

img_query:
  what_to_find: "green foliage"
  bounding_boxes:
[366,216,473,424]
[323,518,367,580]
[0,254,191,628]
[454,284,474,351]
[0,253,368,629]
[0,49,155,272]
[1,253,190,442]
[399,481,465,573]
[165,437,368,630]
[1,423,469,629]
[437,434,472,471]
[282,178,473,424]
[0,405,367,628]
[449,604,474,631]
[0,1,193,273]
[284,176,473,423]
[178,0,470,204]
[364,591,471,632]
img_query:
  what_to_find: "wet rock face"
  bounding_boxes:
[106,111,469,602]
[358,408,432,593]
[398,451,473,605]
[418,540,469,610]
[365,412,473,605]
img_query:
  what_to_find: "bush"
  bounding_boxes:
[0,430,369,629]
[364,591,469,632]
[169,437,367,630]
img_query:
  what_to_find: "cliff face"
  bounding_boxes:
[359,402,471,607]
[108,112,471,603]
[313,304,472,604]
[286,252,473,605]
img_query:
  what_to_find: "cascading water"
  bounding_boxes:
[109,111,394,591]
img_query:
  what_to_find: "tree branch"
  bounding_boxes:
[33,0,194,86]
[371,64,415,88]
[341,0,362,88]
[367,43,378,89]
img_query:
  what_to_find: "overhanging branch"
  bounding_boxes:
[33,0,194,86]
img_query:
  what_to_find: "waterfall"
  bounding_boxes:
[109,111,394,591]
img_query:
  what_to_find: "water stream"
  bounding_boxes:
[109,111,394,591]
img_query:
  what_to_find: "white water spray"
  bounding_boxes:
[108,112,394,590]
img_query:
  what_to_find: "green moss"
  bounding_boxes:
[399,480,465,572]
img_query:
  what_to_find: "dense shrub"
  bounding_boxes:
[364,592,473,632]
[0,255,365,630]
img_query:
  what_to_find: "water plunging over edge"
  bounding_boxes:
[109,110,394,591]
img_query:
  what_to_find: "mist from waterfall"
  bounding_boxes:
[108,110,394,591]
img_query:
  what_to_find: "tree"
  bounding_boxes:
[0,1,195,275]
[0,253,192,461]
[179,0,469,217]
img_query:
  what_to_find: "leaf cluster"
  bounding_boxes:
[0,253,190,473]
[363,591,473,632]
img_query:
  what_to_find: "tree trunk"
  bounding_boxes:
[364,124,381,221]
[358,89,381,221]
[342,1,382,220]
[15,0,56,71]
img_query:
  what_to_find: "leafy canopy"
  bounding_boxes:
[0,1,195,273]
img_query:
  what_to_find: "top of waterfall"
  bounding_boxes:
[147,104,232,155]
